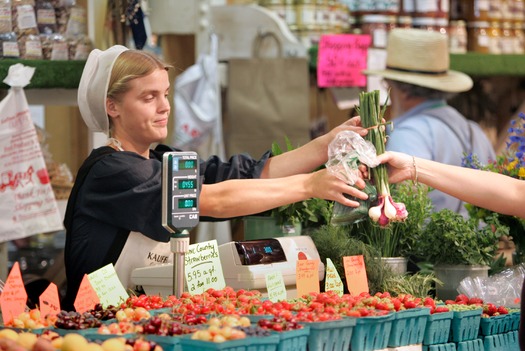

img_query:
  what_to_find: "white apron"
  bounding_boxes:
[114,231,173,290]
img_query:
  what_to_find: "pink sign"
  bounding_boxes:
[317,34,371,88]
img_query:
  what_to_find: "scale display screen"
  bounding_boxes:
[235,239,287,265]
[178,179,197,190]
[178,198,197,209]
[178,159,197,170]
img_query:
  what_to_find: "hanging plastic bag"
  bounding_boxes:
[173,34,220,150]
[0,64,63,242]
[325,130,380,225]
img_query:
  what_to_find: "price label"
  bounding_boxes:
[343,255,369,295]
[87,264,128,308]
[296,259,320,297]
[325,258,344,296]
[184,240,225,295]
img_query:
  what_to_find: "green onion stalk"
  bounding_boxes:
[357,90,408,227]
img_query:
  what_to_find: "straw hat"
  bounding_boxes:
[363,28,473,93]
[77,45,129,135]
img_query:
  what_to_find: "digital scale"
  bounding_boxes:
[218,235,324,299]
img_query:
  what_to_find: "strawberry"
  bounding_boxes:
[424,297,436,308]
[434,306,450,314]
[455,294,469,304]
[497,306,509,315]
[468,297,484,305]
[483,303,498,316]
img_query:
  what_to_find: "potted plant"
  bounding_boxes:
[409,209,508,300]
[340,181,433,275]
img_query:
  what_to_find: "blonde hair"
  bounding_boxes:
[107,50,171,102]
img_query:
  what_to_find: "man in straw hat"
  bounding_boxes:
[364,28,495,217]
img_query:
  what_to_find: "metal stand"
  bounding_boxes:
[170,229,190,297]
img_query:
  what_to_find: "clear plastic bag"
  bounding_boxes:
[457,263,525,307]
[325,130,380,225]
[325,130,379,185]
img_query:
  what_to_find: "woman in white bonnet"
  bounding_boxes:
[63,45,370,310]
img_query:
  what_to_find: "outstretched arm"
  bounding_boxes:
[261,117,368,178]
[199,168,368,218]
[377,151,525,218]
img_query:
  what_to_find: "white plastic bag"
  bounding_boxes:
[0,64,63,242]
[173,34,220,150]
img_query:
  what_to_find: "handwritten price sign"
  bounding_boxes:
[0,262,27,325]
[74,274,100,313]
[185,240,226,295]
[325,258,344,296]
[265,271,287,302]
[88,264,128,308]
[39,283,60,322]
[343,255,369,295]
[317,34,371,88]
[296,259,320,297]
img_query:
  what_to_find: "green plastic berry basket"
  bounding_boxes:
[485,330,520,351]
[275,326,309,351]
[350,313,395,351]
[456,338,484,351]
[149,307,173,316]
[84,332,137,342]
[388,307,430,347]
[144,334,183,351]
[300,317,355,351]
[422,342,457,351]
[424,311,454,345]
[449,309,482,342]
[178,333,280,351]
[479,315,508,336]
[52,327,101,336]
[508,311,520,331]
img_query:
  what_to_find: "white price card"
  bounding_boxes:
[87,264,128,308]
[185,240,226,295]
[265,271,287,302]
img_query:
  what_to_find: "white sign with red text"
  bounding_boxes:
[0,64,62,242]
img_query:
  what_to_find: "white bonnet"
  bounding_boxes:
[77,45,129,135]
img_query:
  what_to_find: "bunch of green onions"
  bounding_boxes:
[357,90,408,226]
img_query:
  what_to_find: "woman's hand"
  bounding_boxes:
[375,151,415,184]
[325,116,368,141]
[307,168,368,207]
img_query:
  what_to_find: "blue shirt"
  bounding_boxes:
[386,100,496,217]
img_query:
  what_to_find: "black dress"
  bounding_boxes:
[62,144,270,310]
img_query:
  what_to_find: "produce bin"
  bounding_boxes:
[456,338,484,351]
[422,343,457,351]
[178,333,280,351]
[479,315,508,336]
[449,309,482,342]
[144,334,183,351]
[483,330,520,351]
[275,326,309,351]
[300,317,355,351]
[350,313,395,351]
[388,307,430,347]
[424,311,454,345]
